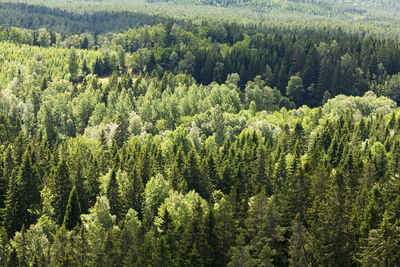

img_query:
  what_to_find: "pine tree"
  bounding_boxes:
[359,184,384,240]
[71,225,88,267]
[103,228,122,267]
[137,146,151,186]
[99,130,109,174]
[2,147,14,185]
[317,54,333,104]
[50,226,72,266]
[203,152,218,195]
[3,173,18,238]
[284,164,310,226]
[63,186,81,231]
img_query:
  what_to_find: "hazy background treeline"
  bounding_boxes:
[0,0,399,266]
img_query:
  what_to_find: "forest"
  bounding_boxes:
[0,0,400,266]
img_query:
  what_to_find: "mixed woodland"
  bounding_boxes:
[0,0,400,266]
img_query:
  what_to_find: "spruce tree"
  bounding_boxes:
[360,211,400,266]
[126,167,144,219]
[52,159,72,225]
[185,149,210,199]
[227,231,257,267]
[72,159,88,214]
[154,207,176,267]
[246,190,285,265]
[204,206,218,266]
[68,49,79,82]
[3,174,19,237]
[86,155,100,210]
[0,156,6,210]
[63,186,81,231]
[3,150,40,237]
[288,214,309,267]
[0,226,9,266]
[114,115,129,149]
[107,168,123,221]
[214,197,237,267]
[169,147,186,192]
[179,201,207,266]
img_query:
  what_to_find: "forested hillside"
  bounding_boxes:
[0,0,400,266]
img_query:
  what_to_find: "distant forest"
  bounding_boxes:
[0,0,400,266]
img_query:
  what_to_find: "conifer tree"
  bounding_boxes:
[72,159,88,214]
[302,46,320,89]
[179,201,207,266]
[52,159,72,225]
[86,155,100,210]
[227,231,255,267]
[0,226,9,266]
[288,213,309,267]
[308,170,351,266]
[6,248,18,267]
[360,211,400,266]
[203,206,218,266]
[71,225,88,267]
[106,168,123,222]
[154,206,176,266]
[252,144,272,195]
[119,209,141,262]
[246,190,285,265]
[214,197,237,267]
[3,150,40,237]
[137,146,151,185]
[114,115,129,149]
[185,148,210,199]
[169,147,186,192]
[63,186,81,231]
[68,49,79,82]
[126,167,144,219]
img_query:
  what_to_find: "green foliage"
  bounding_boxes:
[63,186,81,231]
[143,174,170,225]
[286,76,305,107]
[51,159,72,225]
[106,168,124,222]
[3,149,40,237]
[1,2,400,265]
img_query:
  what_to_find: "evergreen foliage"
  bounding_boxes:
[1,1,400,265]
